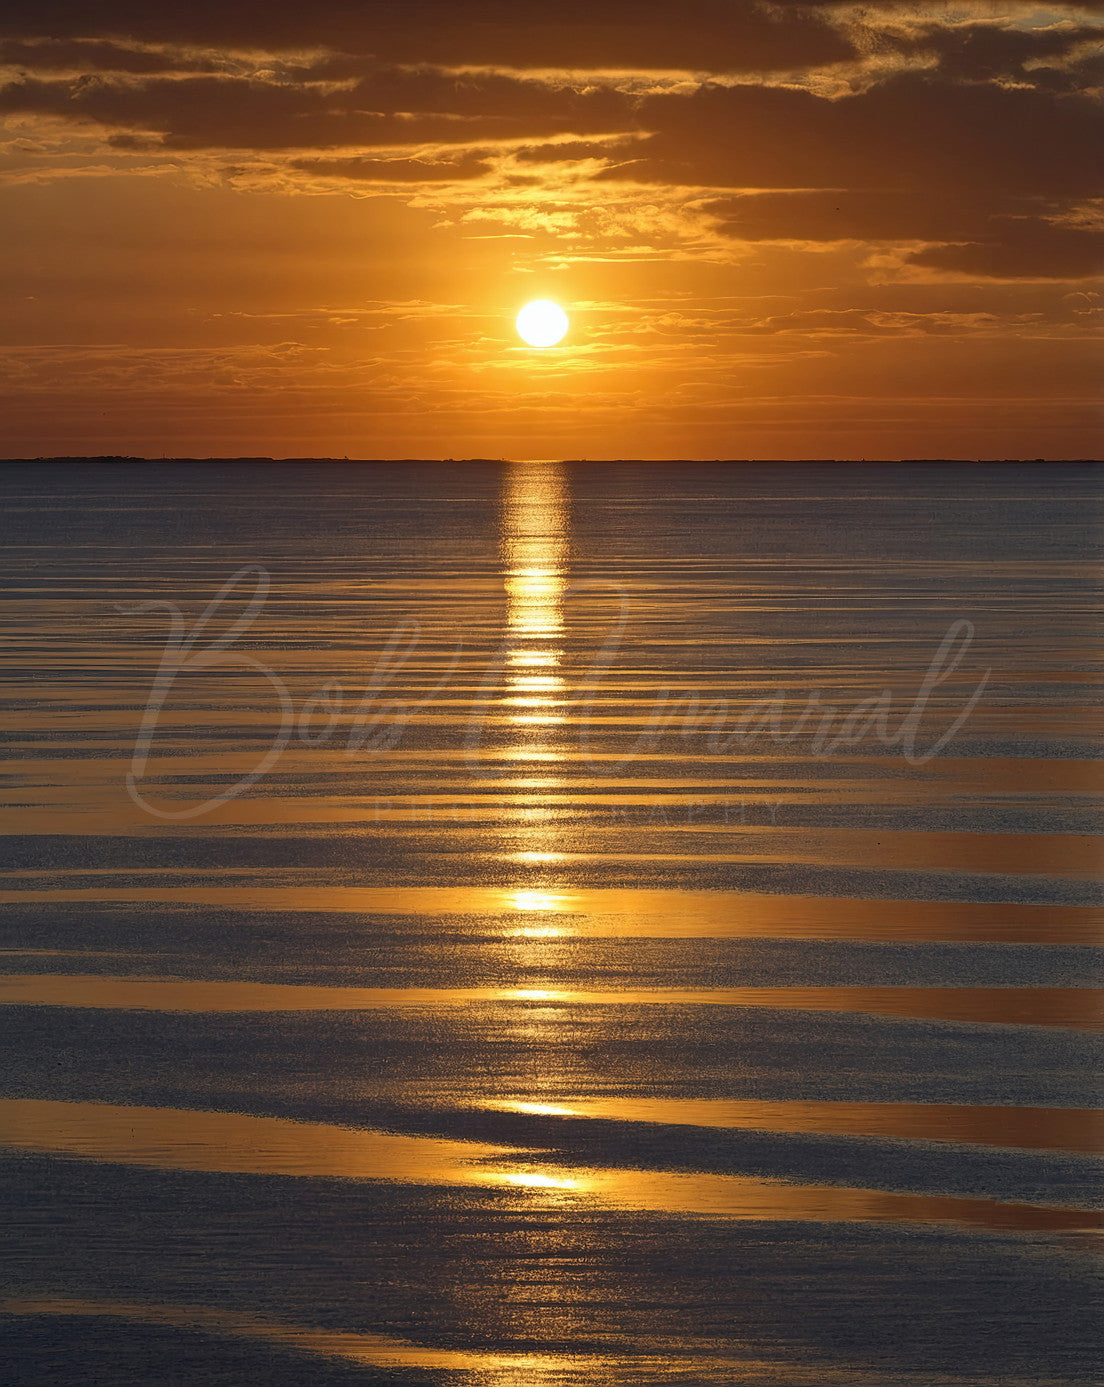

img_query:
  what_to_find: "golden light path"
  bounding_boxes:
[501,461,568,729]
[1,974,1099,1030]
[0,883,1098,943]
[0,1099,1096,1233]
[498,461,578,1137]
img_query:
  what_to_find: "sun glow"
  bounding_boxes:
[516,300,569,347]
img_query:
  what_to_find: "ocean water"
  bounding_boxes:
[1,459,1101,1385]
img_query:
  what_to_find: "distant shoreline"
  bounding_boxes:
[2,456,1101,466]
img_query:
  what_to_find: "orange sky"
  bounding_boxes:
[1,2,1101,459]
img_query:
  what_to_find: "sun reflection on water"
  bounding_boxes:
[496,1170,582,1191]
[502,889,572,913]
[502,463,568,725]
[494,461,586,1149]
[493,1100,580,1118]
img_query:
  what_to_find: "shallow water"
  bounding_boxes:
[1,460,1102,1385]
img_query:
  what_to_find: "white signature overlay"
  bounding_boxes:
[118,565,991,820]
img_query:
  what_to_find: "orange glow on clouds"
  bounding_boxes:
[0,3,1099,458]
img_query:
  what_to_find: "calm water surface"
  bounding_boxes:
[1,461,1102,1384]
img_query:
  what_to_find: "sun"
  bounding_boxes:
[516,300,569,348]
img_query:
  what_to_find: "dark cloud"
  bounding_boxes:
[0,58,638,155]
[0,71,634,149]
[338,66,630,125]
[705,190,1104,281]
[703,189,1020,244]
[2,2,1100,85]
[0,74,339,149]
[608,73,1101,280]
[1024,46,1104,96]
[894,21,1104,83]
[800,0,1104,10]
[603,76,1103,199]
[1,2,1098,285]
[0,38,221,73]
[906,224,1104,280]
[7,58,1096,197]
[0,2,855,72]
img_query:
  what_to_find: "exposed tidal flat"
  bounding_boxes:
[1,460,1102,1385]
